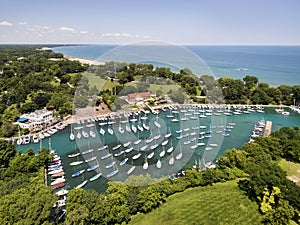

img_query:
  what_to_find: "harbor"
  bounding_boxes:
[16,104,300,193]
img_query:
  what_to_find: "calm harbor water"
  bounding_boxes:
[17,106,300,193]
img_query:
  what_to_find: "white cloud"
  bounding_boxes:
[0,21,13,26]
[18,21,27,26]
[102,32,150,39]
[60,26,76,33]
[27,25,50,31]
[102,32,133,37]
[80,30,88,35]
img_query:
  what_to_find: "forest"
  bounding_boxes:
[0,45,87,137]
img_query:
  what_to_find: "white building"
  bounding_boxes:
[17,108,53,130]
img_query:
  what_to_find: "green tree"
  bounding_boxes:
[0,184,56,225]
[0,139,16,168]
[170,89,185,104]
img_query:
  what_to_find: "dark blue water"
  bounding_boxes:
[53,45,300,86]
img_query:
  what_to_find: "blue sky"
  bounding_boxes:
[0,0,299,45]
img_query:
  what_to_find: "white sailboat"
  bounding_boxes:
[127,160,136,175]
[147,151,154,159]
[167,140,174,153]
[156,159,162,169]
[169,153,175,165]
[143,157,148,170]
[159,146,166,158]
[175,145,183,160]
[99,127,105,136]
[107,165,119,178]
[69,125,75,141]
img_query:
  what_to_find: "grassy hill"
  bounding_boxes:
[279,159,300,186]
[129,180,262,225]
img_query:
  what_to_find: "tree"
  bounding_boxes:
[260,187,294,225]
[138,186,166,212]
[105,182,130,224]
[170,89,185,104]
[66,188,91,224]
[0,184,56,225]
[243,75,258,88]
[0,139,16,168]
[65,205,89,225]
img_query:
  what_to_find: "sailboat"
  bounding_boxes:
[70,160,84,166]
[118,125,124,134]
[90,173,102,182]
[159,146,166,158]
[156,159,162,169]
[99,127,105,136]
[89,130,96,138]
[106,161,116,169]
[167,140,174,153]
[175,145,183,160]
[143,122,149,130]
[154,120,161,128]
[101,152,112,160]
[137,122,144,132]
[166,108,174,118]
[90,168,102,182]
[69,125,75,141]
[132,149,142,160]
[76,177,88,189]
[164,127,172,138]
[147,151,154,159]
[120,155,129,166]
[107,164,119,178]
[169,153,175,165]
[72,169,85,177]
[131,124,137,133]
[143,157,149,170]
[171,110,179,122]
[87,164,99,172]
[127,160,136,175]
[68,145,80,158]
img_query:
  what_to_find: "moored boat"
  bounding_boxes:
[72,169,85,177]
[76,180,88,189]
[90,173,102,181]
[70,161,84,166]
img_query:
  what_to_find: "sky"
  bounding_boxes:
[0,0,299,45]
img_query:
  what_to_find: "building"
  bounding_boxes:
[17,108,53,130]
[127,92,151,104]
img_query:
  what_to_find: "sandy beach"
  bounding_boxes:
[66,56,105,65]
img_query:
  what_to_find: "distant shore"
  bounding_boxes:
[66,56,105,65]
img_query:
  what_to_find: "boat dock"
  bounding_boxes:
[263,121,272,137]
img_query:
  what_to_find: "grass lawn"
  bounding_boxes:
[279,159,300,186]
[83,72,114,91]
[129,180,262,225]
[126,81,180,95]
[149,84,180,95]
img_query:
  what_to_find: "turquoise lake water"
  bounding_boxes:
[17,107,300,192]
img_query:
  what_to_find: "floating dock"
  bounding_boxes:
[263,121,272,137]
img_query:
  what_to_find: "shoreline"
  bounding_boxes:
[5,103,297,142]
[66,56,105,65]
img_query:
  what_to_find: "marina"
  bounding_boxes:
[16,104,300,193]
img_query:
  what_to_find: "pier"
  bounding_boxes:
[263,121,272,137]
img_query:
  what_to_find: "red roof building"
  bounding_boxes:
[127,92,151,103]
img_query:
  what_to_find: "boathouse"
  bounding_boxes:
[17,108,53,130]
